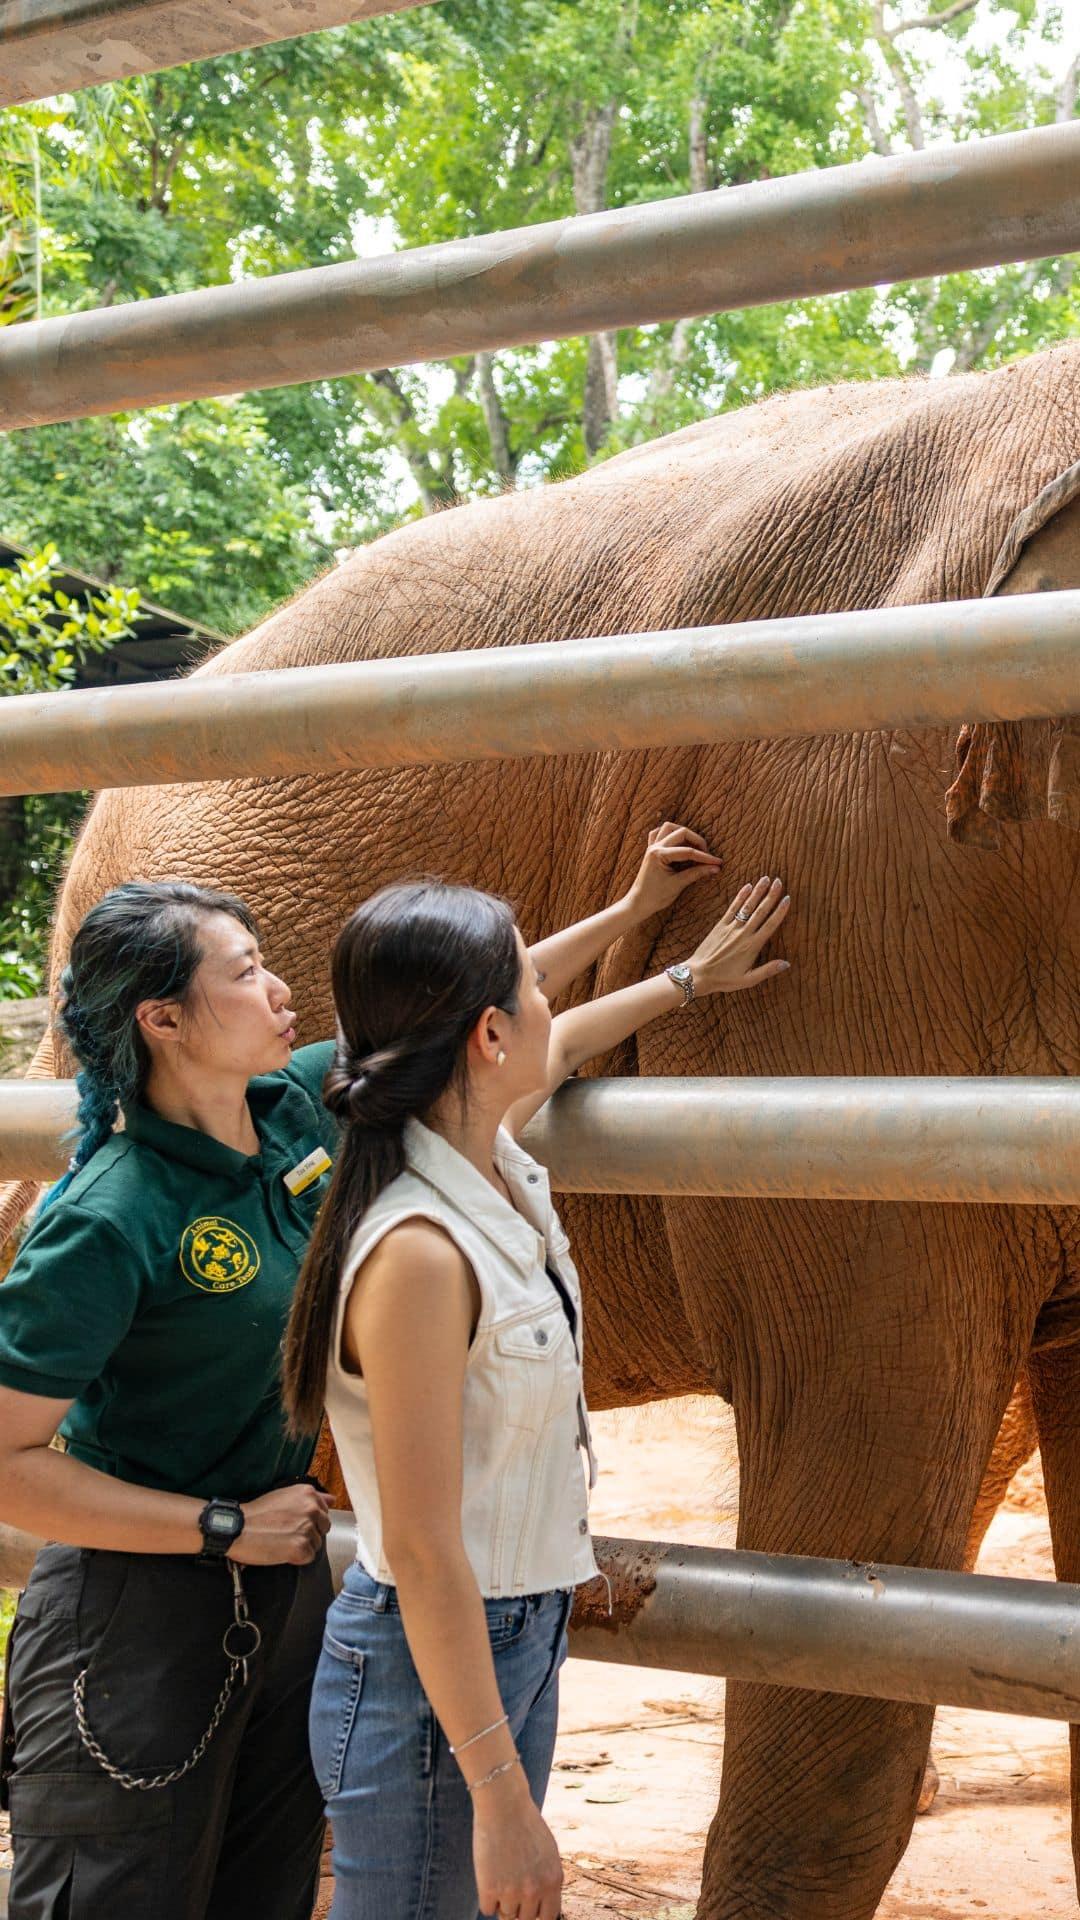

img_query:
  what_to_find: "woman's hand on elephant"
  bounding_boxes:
[231,1483,333,1566]
[686,876,791,995]
[625,821,722,922]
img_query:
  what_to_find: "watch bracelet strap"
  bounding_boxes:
[198,1497,244,1559]
[666,963,695,1006]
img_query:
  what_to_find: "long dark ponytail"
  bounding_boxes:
[40,880,258,1212]
[282,880,521,1435]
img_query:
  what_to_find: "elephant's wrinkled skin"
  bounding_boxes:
[9,344,1080,1918]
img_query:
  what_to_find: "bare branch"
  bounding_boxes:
[570,98,620,454]
[583,331,619,457]
[476,351,517,484]
[856,82,893,156]
[882,0,978,36]
[871,0,924,149]
[365,368,455,511]
[688,87,709,194]
[1057,50,1080,123]
[568,101,617,215]
[646,316,694,407]
[949,256,1075,374]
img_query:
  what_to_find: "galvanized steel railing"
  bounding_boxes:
[0,591,1077,798]
[2,121,1079,429]
[2,0,1080,1730]
[5,1074,1080,1204]
[0,0,436,108]
[0,1516,1077,1720]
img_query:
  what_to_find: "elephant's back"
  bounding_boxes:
[51,342,1080,1055]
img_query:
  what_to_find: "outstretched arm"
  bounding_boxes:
[505,876,791,1138]
[526,822,721,1001]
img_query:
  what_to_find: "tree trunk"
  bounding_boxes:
[476,352,517,484]
[0,797,26,915]
[570,101,619,456]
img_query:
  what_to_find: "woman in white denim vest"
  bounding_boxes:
[283,828,792,1920]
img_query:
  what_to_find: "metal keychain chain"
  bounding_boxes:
[73,1561,262,1792]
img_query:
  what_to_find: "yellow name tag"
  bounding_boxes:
[284,1147,332,1195]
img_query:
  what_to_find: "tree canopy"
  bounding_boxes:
[0,0,1075,986]
[0,0,1075,622]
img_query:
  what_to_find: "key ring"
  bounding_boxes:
[225,1561,262,1668]
[222,1617,262,1661]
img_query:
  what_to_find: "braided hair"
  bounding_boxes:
[39,880,258,1213]
[282,880,521,1434]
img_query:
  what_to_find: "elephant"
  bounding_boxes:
[2,339,1079,1920]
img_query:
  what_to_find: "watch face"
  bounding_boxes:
[208,1508,236,1535]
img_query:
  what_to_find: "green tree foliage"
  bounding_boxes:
[1,543,139,695]
[0,402,327,634]
[0,1,1074,991]
[1,0,1075,577]
[0,546,139,996]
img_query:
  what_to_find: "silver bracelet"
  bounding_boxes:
[467,1754,522,1795]
[449,1712,509,1756]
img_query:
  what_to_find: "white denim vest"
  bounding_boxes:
[325,1118,600,1598]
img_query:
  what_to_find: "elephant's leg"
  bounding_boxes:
[915,1373,1040,1814]
[690,1208,1031,1920]
[961,1370,1038,1573]
[1028,1336,1080,1898]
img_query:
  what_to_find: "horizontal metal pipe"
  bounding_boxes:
[521,1075,1080,1205]
[573,1536,1080,1721]
[0,1079,73,1182]
[1,590,1078,799]
[2,121,1079,428]
[4,1520,1078,1721]
[0,0,436,110]
[4,1075,1079,1203]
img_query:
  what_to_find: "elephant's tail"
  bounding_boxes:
[0,1026,57,1265]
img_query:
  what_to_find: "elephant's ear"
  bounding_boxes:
[945,460,1080,847]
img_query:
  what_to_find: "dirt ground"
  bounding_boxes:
[2,1397,1071,1920]
[546,1397,1072,1920]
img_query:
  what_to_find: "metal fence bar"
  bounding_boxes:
[1,590,1078,800]
[3,121,1078,430]
[5,1075,1079,1202]
[0,0,437,109]
[2,1518,1077,1720]
[0,1079,75,1180]
[571,1535,1080,1721]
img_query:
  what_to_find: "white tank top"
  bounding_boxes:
[325,1118,600,1598]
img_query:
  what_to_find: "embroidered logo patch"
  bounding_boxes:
[180,1217,260,1293]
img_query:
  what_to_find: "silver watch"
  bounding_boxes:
[665,962,695,1007]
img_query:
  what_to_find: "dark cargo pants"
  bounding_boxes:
[3,1540,330,1920]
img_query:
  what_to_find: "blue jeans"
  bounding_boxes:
[309,1562,574,1920]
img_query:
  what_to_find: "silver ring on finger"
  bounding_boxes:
[734,908,751,924]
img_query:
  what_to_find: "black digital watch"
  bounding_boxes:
[197,1497,245,1560]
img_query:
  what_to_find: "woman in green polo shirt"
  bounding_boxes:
[0,829,732,1920]
[0,880,337,1920]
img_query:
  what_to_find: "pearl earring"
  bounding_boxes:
[496,1049,507,1067]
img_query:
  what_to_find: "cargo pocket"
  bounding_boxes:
[8,1769,170,1916]
[309,1629,365,1803]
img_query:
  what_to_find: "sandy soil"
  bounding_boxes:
[549,1398,1072,1920]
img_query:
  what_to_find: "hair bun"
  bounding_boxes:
[324,1045,413,1134]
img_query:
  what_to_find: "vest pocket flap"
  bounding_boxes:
[494,1310,569,1360]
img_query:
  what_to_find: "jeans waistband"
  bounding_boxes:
[343,1560,572,1614]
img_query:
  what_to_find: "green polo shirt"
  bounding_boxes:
[0,1040,338,1501]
